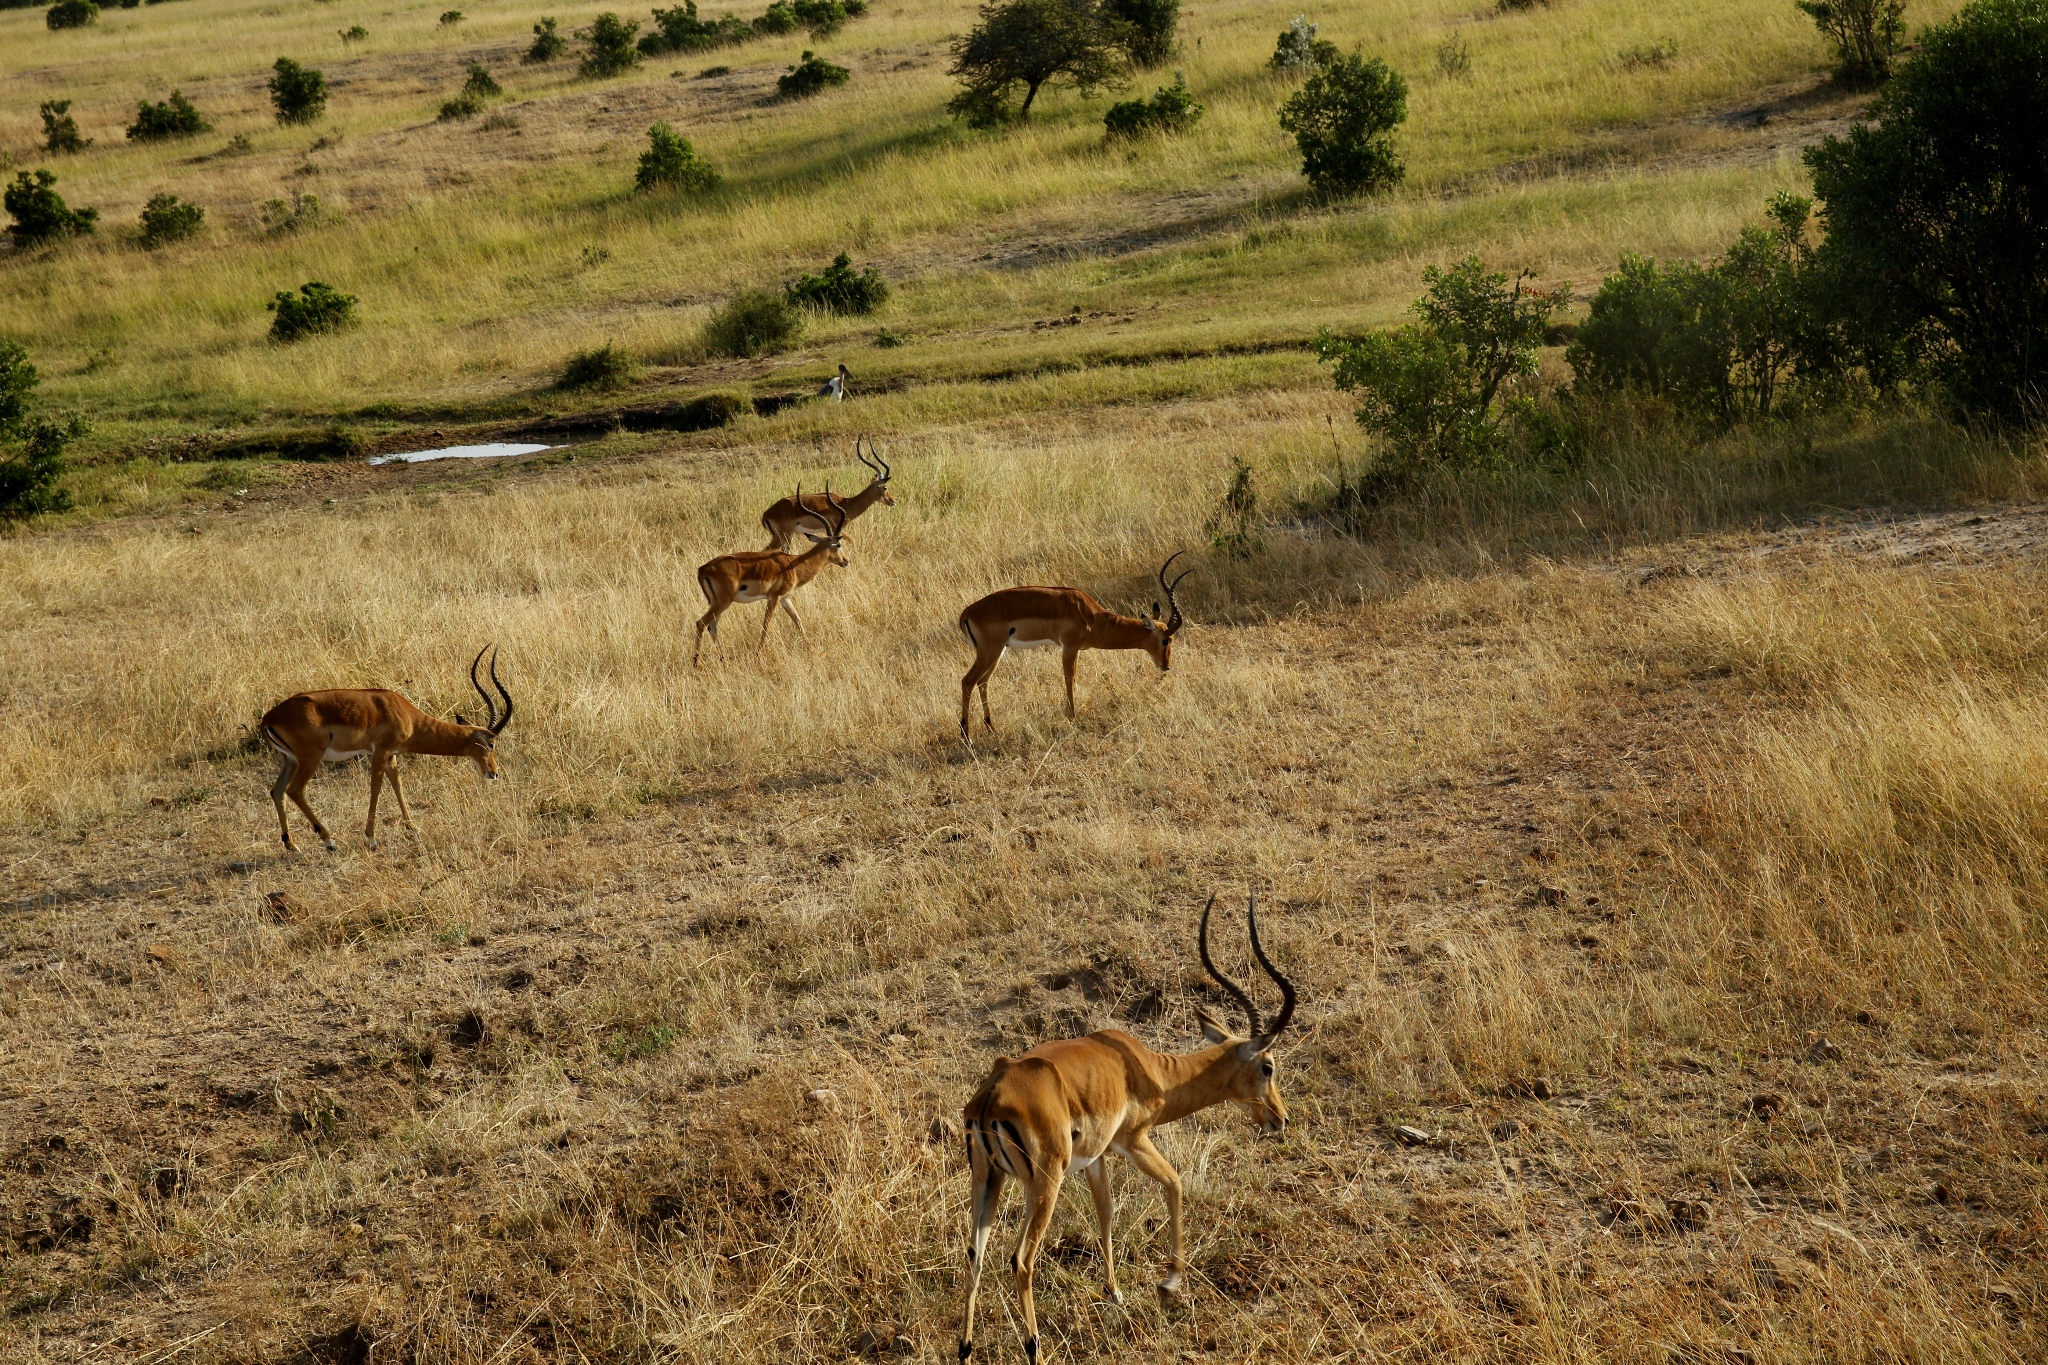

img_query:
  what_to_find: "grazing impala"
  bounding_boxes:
[759,437,892,551]
[694,483,850,666]
[957,895,1298,1363]
[260,645,514,852]
[956,551,1191,741]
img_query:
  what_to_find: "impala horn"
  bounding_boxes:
[1199,895,1263,1040]
[486,645,513,735]
[1246,894,1297,1051]
[1156,550,1192,635]
[824,480,849,538]
[857,435,890,482]
[469,644,499,733]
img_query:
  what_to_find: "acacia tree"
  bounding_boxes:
[948,0,1129,126]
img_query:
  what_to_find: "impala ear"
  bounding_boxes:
[454,713,467,725]
[1195,1006,1230,1044]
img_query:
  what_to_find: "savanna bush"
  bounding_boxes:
[127,91,211,141]
[267,281,357,342]
[579,13,641,76]
[557,343,637,390]
[45,0,96,28]
[1798,0,1906,85]
[526,16,567,61]
[703,290,802,357]
[40,101,89,153]
[1317,256,1567,478]
[778,50,849,98]
[260,191,330,233]
[5,169,98,248]
[1104,0,1175,65]
[784,252,887,314]
[795,0,863,34]
[269,58,328,124]
[635,123,720,191]
[1103,72,1201,138]
[1805,0,2048,419]
[138,193,204,248]
[949,0,1130,125]
[339,23,367,42]
[640,1,749,53]
[1270,15,1334,71]
[753,0,800,33]
[440,63,502,119]
[1277,51,1407,196]
[0,342,73,523]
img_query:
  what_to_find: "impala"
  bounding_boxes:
[260,645,514,852]
[760,437,892,551]
[695,483,850,666]
[955,551,1191,741]
[957,895,1298,1363]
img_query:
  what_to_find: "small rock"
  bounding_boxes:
[1492,1119,1522,1140]
[1748,1092,1784,1121]
[885,1033,910,1046]
[806,1088,839,1109]
[1530,1077,1554,1100]
[1665,1197,1712,1232]
[1536,885,1567,906]
[262,890,306,924]
[1803,1034,1842,1064]
[1395,1125,1431,1146]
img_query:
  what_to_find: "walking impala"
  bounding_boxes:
[955,551,1191,740]
[694,483,851,666]
[260,645,514,852]
[957,895,1299,1363]
[759,437,892,551]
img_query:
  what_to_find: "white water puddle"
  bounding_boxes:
[368,442,555,466]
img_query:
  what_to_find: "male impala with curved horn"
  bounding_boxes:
[955,551,1191,741]
[957,895,1298,1363]
[695,483,850,666]
[759,437,892,551]
[259,645,514,852]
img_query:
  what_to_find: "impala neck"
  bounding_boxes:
[1081,610,1161,652]
[843,477,888,514]
[406,717,482,755]
[1152,1042,1249,1126]
[785,538,840,584]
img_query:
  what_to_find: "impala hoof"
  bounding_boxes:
[323,840,338,852]
[1104,1290,1125,1306]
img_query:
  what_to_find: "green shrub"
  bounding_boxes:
[267,281,358,343]
[784,252,888,314]
[634,122,720,191]
[138,193,204,248]
[640,1,746,53]
[1568,195,1834,423]
[1805,0,2048,419]
[1436,33,1471,79]
[45,0,97,28]
[1277,50,1407,197]
[1104,0,1175,65]
[672,391,748,429]
[526,16,568,61]
[338,23,367,42]
[1103,71,1201,138]
[1798,0,1906,85]
[5,169,98,248]
[40,101,89,154]
[1316,256,1567,476]
[1270,16,1335,71]
[778,50,850,98]
[127,91,212,141]
[753,0,801,33]
[0,342,73,523]
[260,191,331,234]
[438,7,462,22]
[793,0,850,33]
[558,343,638,390]
[269,58,329,124]
[949,0,1131,125]
[703,289,802,357]
[579,12,642,76]
[439,62,502,119]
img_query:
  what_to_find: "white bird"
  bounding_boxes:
[817,363,850,402]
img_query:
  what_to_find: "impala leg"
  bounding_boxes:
[1122,1134,1186,1296]
[270,752,298,850]
[385,763,417,831]
[364,751,390,850]
[958,1148,1007,1362]
[692,608,721,668]
[1082,1158,1123,1305]
[1012,1177,1060,1365]
[757,595,782,653]
[1061,644,1080,721]
[960,646,1003,742]
[284,755,337,852]
[780,597,806,637]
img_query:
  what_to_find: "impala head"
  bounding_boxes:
[451,644,514,779]
[856,435,895,506]
[797,481,852,565]
[1143,550,1193,671]
[1197,893,1299,1132]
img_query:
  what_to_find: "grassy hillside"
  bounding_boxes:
[5,0,2042,1363]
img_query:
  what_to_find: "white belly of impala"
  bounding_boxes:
[1005,637,1059,652]
[323,747,369,763]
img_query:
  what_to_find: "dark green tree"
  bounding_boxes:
[0,343,73,523]
[126,90,212,141]
[1805,0,2048,418]
[579,12,642,77]
[40,101,90,153]
[269,58,329,124]
[526,16,568,61]
[138,192,205,248]
[1277,51,1407,196]
[634,123,721,191]
[784,253,888,313]
[1103,71,1201,137]
[778,50,850,98]
[1797,0,1906,85]
[948,0,1129,126]
[1104,0,1175,65]
[45,0,98,29]
[5,169,98,248]
[267,281,358,342]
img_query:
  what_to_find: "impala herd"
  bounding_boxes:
[255,436,1291,1362]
